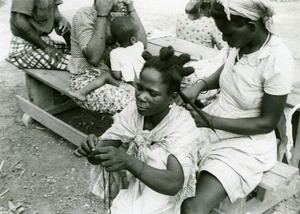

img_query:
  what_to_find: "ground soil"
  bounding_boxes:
[0,0,300,214]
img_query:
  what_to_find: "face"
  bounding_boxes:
[214,18,252,48]
[135,68,173,118]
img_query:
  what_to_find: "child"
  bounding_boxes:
[68,15,146,101]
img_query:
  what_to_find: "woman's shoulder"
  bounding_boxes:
[73,6,96,20]
[261,35,293,60]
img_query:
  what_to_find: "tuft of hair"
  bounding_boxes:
[110,16,138,45]
[141,46,194,94]
[142,50,153,61]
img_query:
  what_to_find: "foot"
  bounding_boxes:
[67,90,87,101]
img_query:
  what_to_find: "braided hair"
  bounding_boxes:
[141,46,194,95]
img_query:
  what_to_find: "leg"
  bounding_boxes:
[181,171,227,214]
[68,72,120,101]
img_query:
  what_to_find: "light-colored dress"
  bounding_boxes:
[68,6,135,114]
[90,102,201,214]
[198,35,294,202]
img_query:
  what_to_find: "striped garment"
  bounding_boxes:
[8,36,70,70]
[90,102,201,214]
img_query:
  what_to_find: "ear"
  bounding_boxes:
[170,92,178,103]
[246,21,256,33]
[130,36,136,44]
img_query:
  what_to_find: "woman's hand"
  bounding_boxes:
[90,146,131,171]
[55,17,71,36]
[186,105,212,127]
[95,0,115,16]
[74,134,98,157]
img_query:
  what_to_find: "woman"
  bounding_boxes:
[176,0,225,49]
[180,0,294,213]
[68,0,147,114]
[76,47,201,214]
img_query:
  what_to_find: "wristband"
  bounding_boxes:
[97,14,108,18]
[196,79,208,94]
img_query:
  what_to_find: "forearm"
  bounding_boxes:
[211,116,275,135]
[54,6,63,24]
[83,17,107,66]
[193,64,223,97]
[126,3,147,48]
[127,157,183,196]
[11,13,48,49]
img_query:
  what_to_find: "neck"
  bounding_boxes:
[240,30,270,55]
[144,107,171,131]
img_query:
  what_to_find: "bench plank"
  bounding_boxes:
[259,161,299,191]
[16,95,86,147]
[148,36,219,58]
[23,69,71,98]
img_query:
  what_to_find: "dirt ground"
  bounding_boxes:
[0,0,300,213]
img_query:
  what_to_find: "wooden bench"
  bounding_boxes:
[14,36,300,214]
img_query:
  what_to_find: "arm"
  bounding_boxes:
[94,147,184,196]
[11,12,48,50]
[54,5,71,48]
[124,1,147,48]
[111,70,122,80]
[83,0,114,66]
[192,93,287,135]
[10,12,63,60]
[181,64,224,103]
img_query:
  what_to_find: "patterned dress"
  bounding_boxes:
[176,15,225,50]
[68,6,135,114]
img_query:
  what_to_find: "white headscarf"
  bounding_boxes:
[213,0,275,33]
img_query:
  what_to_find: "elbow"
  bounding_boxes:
[83,49,101,67]
[164,178,183,196]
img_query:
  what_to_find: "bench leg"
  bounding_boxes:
[290,113,300,167]
[25,74,77,114]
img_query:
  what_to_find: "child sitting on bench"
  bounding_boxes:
[68,15,146,101]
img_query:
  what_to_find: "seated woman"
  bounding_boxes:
[76,47,201,214]
[176,0,225,50]
[68,0,147,114]
[67,15,145,101]
[180,0,294,213]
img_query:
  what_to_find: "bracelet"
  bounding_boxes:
[128,9,136,14]
[196,79,208,94]
[210,116,215,129]
[97,14,108,18]
[135,161,145,178]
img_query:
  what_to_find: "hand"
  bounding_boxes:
[44,45,63,62]
[188,106,212,127]
[55,17,71,36]
[95,0,115,16]
[176,86,199,106]
[75,134,98,157]
[121,0,133,5]
[90,146,130,172]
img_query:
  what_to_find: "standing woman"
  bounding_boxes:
[181,0,294,213]
[68,0,147,114]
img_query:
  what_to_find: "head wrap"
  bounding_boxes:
[212,0,275,33]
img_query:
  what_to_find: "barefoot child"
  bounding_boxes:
[68,15,146,101]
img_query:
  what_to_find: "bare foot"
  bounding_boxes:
[67,90,87,101]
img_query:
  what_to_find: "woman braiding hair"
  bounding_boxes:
[180,0,294,213]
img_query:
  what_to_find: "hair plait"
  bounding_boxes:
[159,46,175,61]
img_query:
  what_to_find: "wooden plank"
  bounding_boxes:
[23,69,71,98]
[148,36,219,58]
[16,95,87,147]
[259,161,299,191]
[243,174,300,214]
